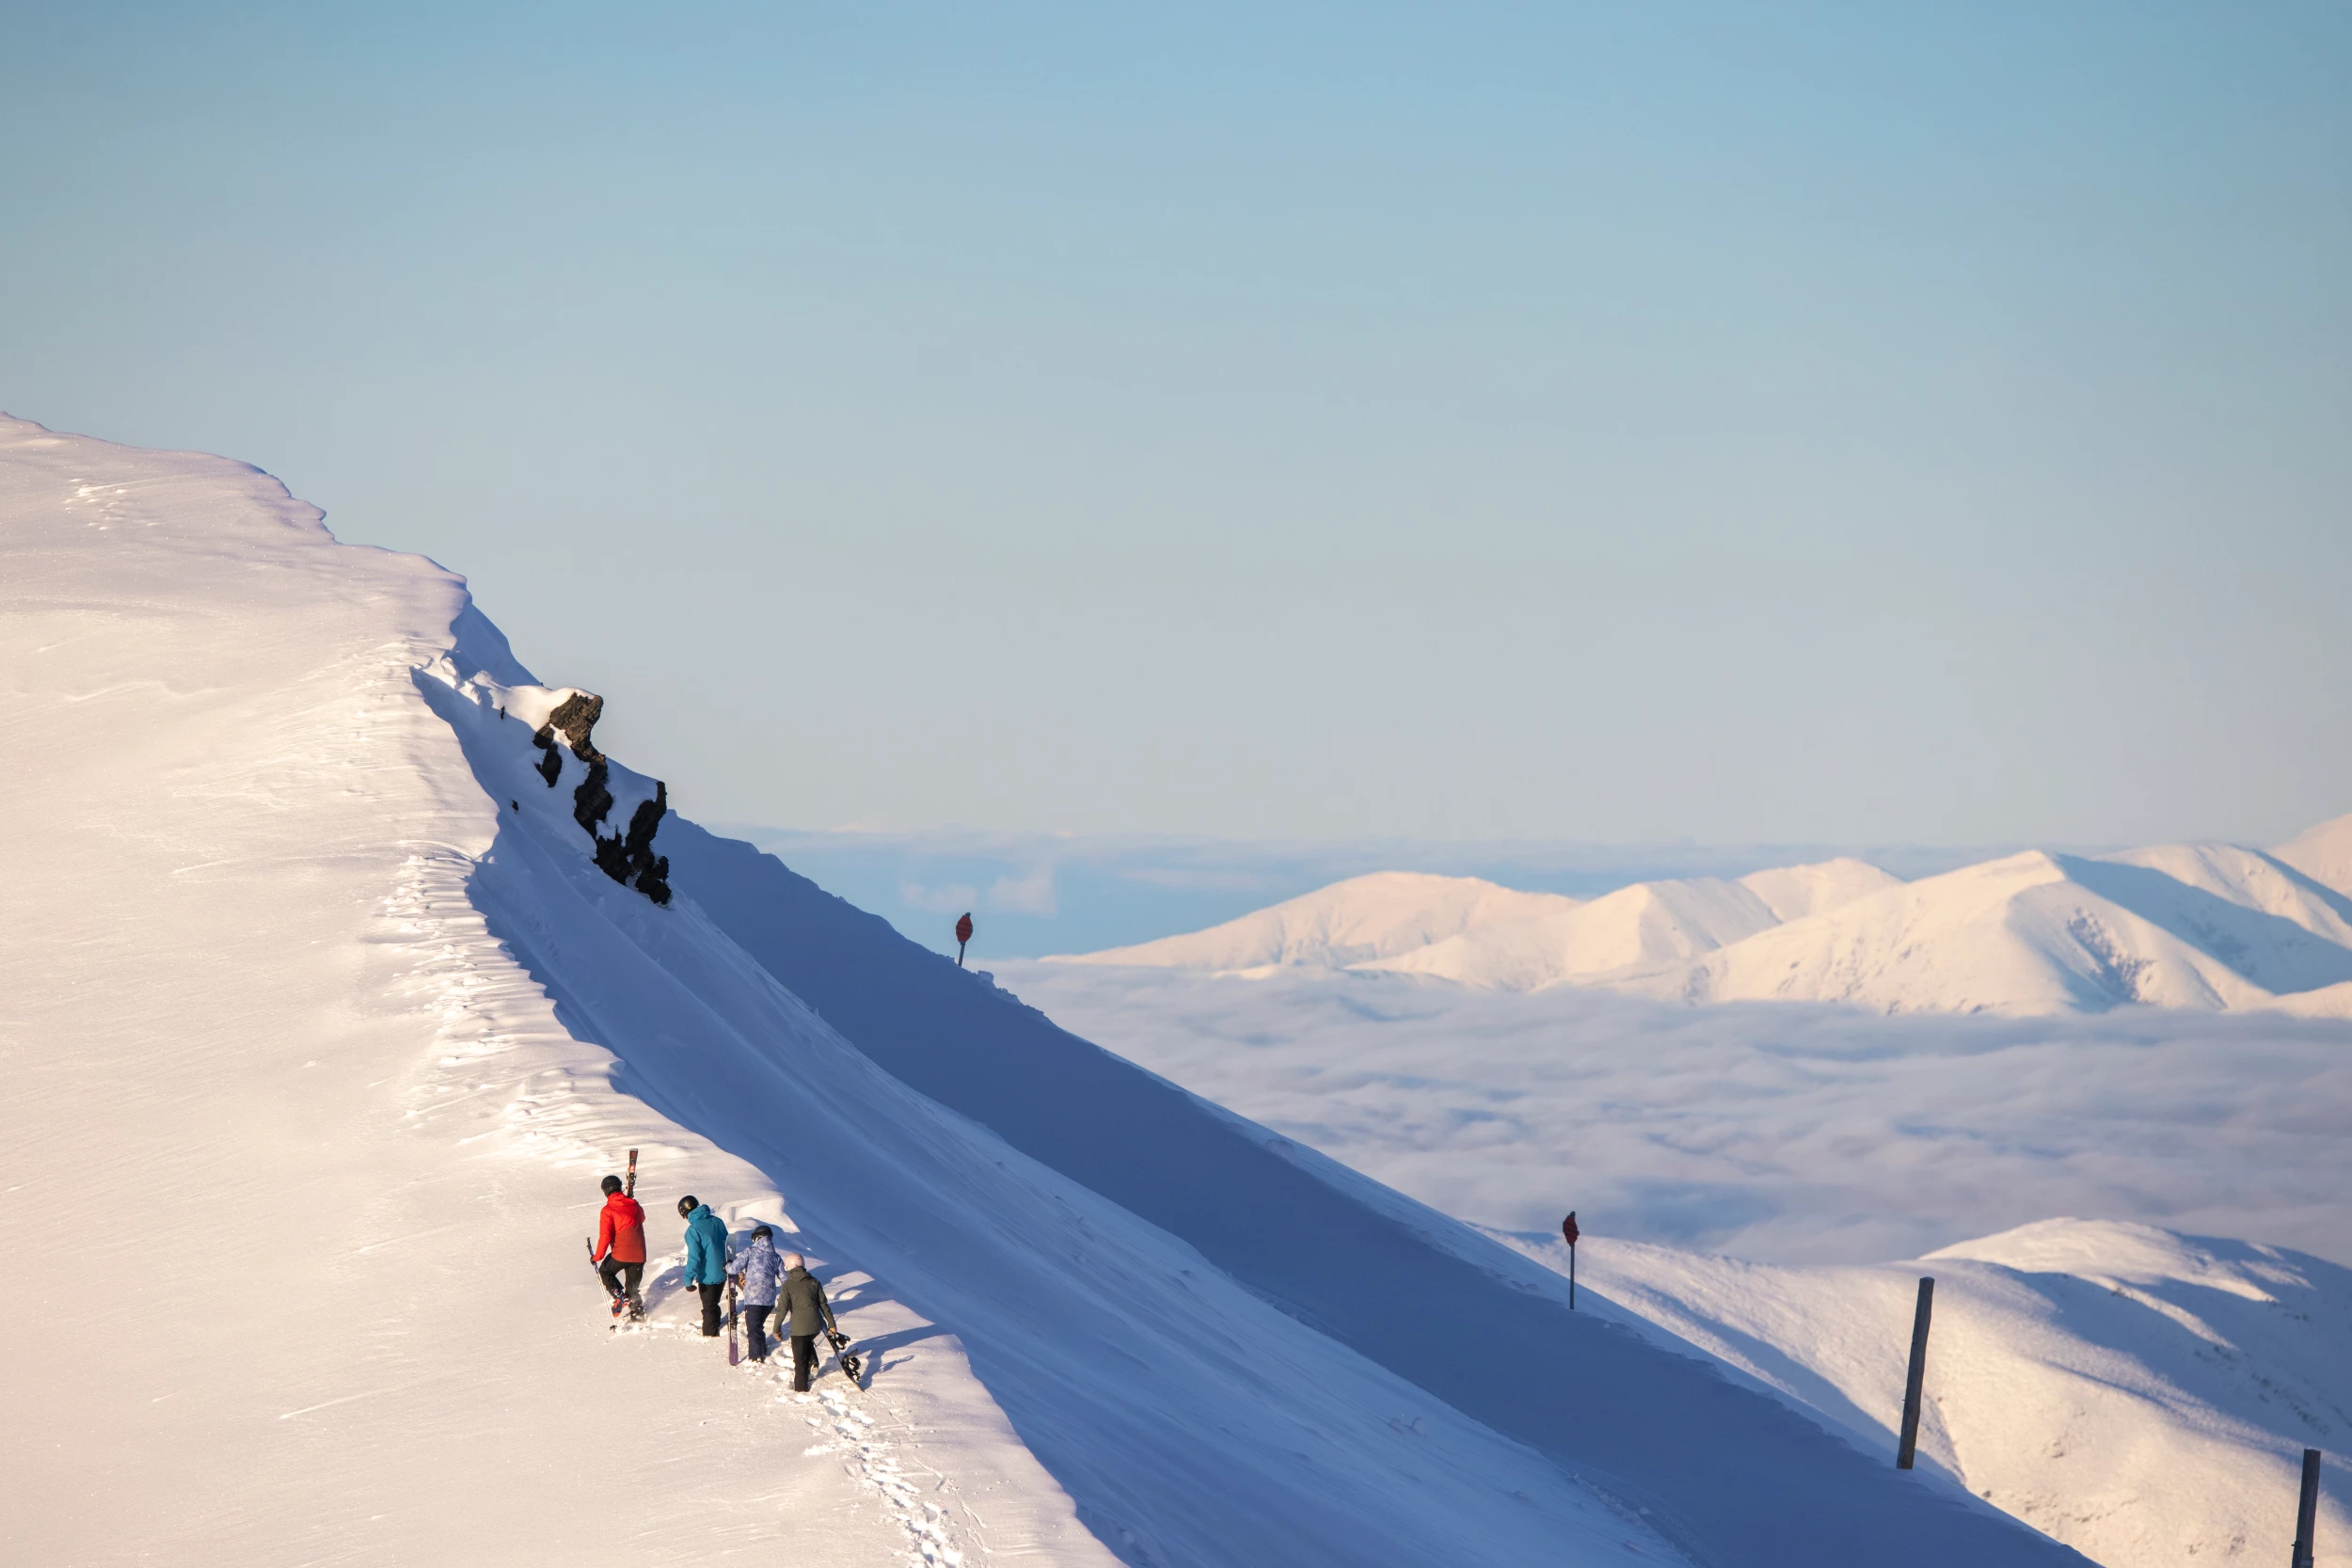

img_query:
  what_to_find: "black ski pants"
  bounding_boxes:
[696,1281,724,1337]
[743,1304,774,1362]
[790,1333,820,1391]
[598,1258,643,1312]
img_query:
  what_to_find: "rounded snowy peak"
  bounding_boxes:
[1053,871,1577,971]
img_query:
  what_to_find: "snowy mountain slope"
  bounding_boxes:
[1492,1220,2352,1568]
[1062,860,1896,990]
[1367,876,1778,989]
[1654,848,2352,1015]
[0,413,2087,1565]
[1738,855,1906,921]
[2074,845,2352,991]
[660,827,2086,1565]
[1069,836,2352,1017]
[1057,871,1576,970]
[1362,866,1894,990]
[1001,953,2352,1559]
[0,414,1660,1568]
[422,662,1672,1568]
[2275,812,2352,899]
[1,418,1060,1567]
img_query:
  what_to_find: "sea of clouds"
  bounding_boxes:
[998,959,2352,1267]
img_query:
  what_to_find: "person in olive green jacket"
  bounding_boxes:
[776,1253,839,1392]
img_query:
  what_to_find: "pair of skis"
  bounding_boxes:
[589,1148,643,1325]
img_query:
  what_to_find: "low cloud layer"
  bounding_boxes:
[1000,960,2352,1267]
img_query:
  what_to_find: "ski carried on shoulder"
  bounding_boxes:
[594,1148,645,1330]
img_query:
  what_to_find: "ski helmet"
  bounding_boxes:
[601,1175,624,1196]
[677,1195,698,1217]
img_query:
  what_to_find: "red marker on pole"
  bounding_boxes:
[955,912,974,968]
[1563,1212,1580,1310]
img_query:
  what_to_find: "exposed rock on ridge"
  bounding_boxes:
[535,690,670,906]
[428,668,673,907]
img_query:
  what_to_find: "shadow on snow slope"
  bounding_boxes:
[423,657,1681,1568]
[658,819,2088,1568]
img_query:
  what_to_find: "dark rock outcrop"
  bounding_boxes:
[528,689,669,906]
[542,691,605,760]
[572,758,614,836]
[590,781,672,906]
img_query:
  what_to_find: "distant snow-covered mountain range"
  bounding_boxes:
[1053,817,2352,1016]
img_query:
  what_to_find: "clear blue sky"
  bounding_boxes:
[6,2,2347,847]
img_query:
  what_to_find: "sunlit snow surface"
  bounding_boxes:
[1500,1220,2352,1568]
[0,417,1098,1566]
[0,412,2097,1567]
[1051,837,2352,1015]
[997,961,2352,1566]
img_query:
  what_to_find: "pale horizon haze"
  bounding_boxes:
[5,2,2346,847]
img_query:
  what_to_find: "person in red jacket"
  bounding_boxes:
[591,1174,646,1321]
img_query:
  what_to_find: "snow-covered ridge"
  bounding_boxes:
[416,658,672,904]
[10,412,2092,1565]
[1495,1218,2352,1568]
[1055,829,2352,1016]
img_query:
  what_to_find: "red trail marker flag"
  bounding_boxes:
[955,912,974,967]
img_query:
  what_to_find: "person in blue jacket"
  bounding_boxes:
[676,1195,731,1337]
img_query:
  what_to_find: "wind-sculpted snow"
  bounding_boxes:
[1490,1220,2352,1568]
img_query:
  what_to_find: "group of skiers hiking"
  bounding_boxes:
[589,1169,847,1392]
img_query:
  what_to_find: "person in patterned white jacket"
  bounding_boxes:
[728,1226,786,1363]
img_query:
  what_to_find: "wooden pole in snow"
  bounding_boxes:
[1896,1276,1934,1469]
[2293,1449,2322,1568]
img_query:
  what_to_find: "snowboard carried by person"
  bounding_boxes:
[825,1325,865,1385]
[776,1252,856,1391]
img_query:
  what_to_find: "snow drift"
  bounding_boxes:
[0,413,2089,1566]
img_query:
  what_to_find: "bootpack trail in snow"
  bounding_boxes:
[0,412,2089,1567]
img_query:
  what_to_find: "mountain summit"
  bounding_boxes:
[1060,835,2352,1017]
